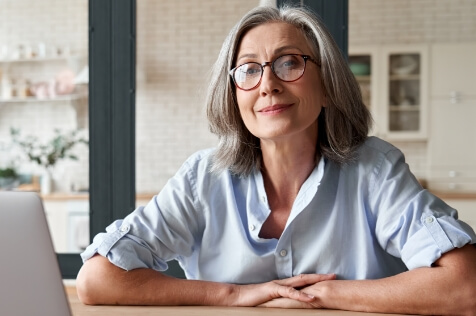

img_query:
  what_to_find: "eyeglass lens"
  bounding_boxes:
[233,55,307,90]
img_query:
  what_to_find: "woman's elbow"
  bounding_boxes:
[76,264,97,305]
[76,255,117,305]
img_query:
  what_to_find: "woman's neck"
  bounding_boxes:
[260,138,318,202]
[258,139,318,239]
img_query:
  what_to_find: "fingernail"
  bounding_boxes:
[307,294,315,299]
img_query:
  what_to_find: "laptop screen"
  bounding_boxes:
[0,191,71,316]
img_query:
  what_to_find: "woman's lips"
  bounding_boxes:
[258,103,293,114]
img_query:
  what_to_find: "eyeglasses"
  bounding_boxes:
[229,54,319,91]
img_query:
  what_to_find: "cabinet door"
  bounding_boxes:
[379,45,429,141]
[429,100,476,168]
[431,43,476,99]
[348,46,380,136]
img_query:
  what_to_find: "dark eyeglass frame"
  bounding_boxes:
[229,54,320,91]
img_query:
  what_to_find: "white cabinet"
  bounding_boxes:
[348,46,379,136]
[428,43,476,193]
[442,199,476,231]
[349,44,429,141]
[429,43,476,100]
[380,45,429,141]
[43,197,89,253]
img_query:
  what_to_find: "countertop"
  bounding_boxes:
[65,287,408,316]
[431,191,476,200]
[41,192,156,201]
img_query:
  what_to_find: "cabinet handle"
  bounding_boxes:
[448,170,457,177]
[448,183,457,190]
[449,91,461,104]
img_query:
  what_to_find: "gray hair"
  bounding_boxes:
[206,5,372,176]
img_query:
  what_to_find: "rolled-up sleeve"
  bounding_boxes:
[81,155,204,272]
[371,147,476,270]
[399,205,475,270]
[80,211,174,271]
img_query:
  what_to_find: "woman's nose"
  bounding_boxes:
[259,65,283,96]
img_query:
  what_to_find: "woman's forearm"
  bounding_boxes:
[315,245,476,315]
[76,255,234,306]
[76,255,330,306]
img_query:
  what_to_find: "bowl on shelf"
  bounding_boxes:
[349,62,370,76]
[391,55,418,75]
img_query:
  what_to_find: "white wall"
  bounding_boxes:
[350,0,476,45]
[135,0,260,192]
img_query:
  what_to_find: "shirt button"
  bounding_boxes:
[249,224,256,231]
[279,249,287,257]
[120,225,129,232]
[425,217,434,224]
[262,196,266,203]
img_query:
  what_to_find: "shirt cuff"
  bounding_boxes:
[80,220,169,271]
[80,220,130,262]
[401,214,475,270]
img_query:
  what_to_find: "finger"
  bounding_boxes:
[273,284,316,302]
[259,298,314,309]
[276,273,336,288]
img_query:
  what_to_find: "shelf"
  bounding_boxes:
[389,105,420,111]
[0,55,82,64]
[389,74,420,81]
[355,75,371,81]
[0,93,86,104]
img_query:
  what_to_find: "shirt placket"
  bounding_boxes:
[275,226,294,278]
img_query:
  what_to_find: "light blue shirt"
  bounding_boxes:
[81,137,476,283]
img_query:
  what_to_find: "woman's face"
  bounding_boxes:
[234,22,325,144]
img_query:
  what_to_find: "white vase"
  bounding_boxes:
[41,170,53,195]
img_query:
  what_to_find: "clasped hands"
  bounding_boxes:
[229,273,336,309]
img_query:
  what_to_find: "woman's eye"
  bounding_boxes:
[280,58,298,68]
[245,65,261,76]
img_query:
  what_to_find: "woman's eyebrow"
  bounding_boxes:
[236,46,305,64]
[236,53,258,64]
[274,45,304,55]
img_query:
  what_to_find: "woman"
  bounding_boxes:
[77,6,476,314]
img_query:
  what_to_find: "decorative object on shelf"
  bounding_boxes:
[10,128,88,194]
[1,75,13,99]
[25,69,76,100]
[74,66,89,85]
[349,62,370,76]
[40,169,53,195]
[390,55,418,75]
[0,51,87,103]
[0,43,72,61]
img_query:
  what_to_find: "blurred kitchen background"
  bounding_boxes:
[0,0,475,254]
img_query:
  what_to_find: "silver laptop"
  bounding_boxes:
[0,191,72,316]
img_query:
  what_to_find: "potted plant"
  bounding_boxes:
[10,128,88,194]
[0,166,18,189]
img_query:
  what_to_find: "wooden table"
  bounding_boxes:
[66,287,407,316]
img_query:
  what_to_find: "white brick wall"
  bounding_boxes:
[349,0,476,45]
[135,0,260,192]
[2,0,475,193]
